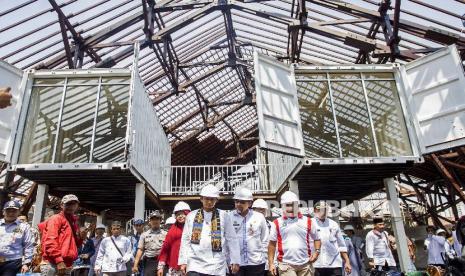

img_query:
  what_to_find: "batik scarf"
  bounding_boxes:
[191,208,222,252]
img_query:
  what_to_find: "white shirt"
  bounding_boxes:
[425,234,446,265]
[312,217,347,268]
[178,209,240,276]
[94,235,132,272]
[229,209,269,266]
[452,231,462,257]
[269,215,320,266]
[365,230,396,266]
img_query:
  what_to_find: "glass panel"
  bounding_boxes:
[101,76,131,84]
[363,72,395,80]
[297,81,339,158]
[92,84,130,162]
[55,86,98,163]
[329,73,360,80]
[331,81,377,157]
[366,80,413,156]
[67,78,99,85]
[295,73,327,81]
[18,86,64,163]
[33,78,65,85]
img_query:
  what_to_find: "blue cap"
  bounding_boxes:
[134,219,144,225]
[4,200,20,210]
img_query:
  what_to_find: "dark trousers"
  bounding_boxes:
[143,257,158,275]
[315,267,343,276]
[237,263,266,276]
[187,272,215,276]
[0,259,22,276]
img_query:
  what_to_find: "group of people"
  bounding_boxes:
[2,185,465,276]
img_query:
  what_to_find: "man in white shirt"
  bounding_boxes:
[94,221,132,276]
[252,198,274,276]
[424,228,447,268]
[268,191,321,276]
[178,184,240,276]
[230,188,269,275]
[312,201,351,276]
[365,217,397,273]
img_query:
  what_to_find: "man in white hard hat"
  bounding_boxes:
[425,228,447,269]
[252,198,274,276]
[178,184,240,276]
[312,201,351,276]
[269,191,321,276]
[158,201,191,276]
[229,188,268,275]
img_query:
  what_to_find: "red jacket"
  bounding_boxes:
[41,212,82,267]
[159,222,184,269]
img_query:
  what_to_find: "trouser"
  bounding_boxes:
[0,259,22,276]
[373,265,397,272]
[102,272,126,276]
[40,262,73,276]
[278,262,314,276]
[314,268,342,276]
[187,272,215,276]
[72,267,90,276]
[236,263,266,276]
[143,256,158,275]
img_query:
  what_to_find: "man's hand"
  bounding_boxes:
[95,268,101,275]
[344,262,352,274]
[0,87,12,109]
[309,252,320,263]
[132,265,139,273]
[157,268,164,276]
[368,259,375,268]
[269,263,277,276]
[56,262,67,275]
[180,264,187,275]
[20,264,29,273]
[230,264,240,274]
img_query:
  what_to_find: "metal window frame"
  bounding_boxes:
[295,63,423,165]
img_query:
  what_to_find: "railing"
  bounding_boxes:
[159,162,299,195]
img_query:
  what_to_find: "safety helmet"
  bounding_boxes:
[280,191,299,205]
[233,187,253,201]
[173,201,191,213]
[200,184,220,198]
[252,198,268,209]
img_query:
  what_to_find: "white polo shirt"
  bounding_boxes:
[312,217,347,268]
[269,214,320,266]
[230,209,269,266]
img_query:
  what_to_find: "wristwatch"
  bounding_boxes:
[315,249,321,253]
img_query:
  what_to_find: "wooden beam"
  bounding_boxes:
[430,154,465,202]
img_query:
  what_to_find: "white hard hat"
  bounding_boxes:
[344,225,355,231]
[173,201,191,213]
[436,229,446,235]
[233,187,253,201]
[252,198,268,209]
[96,223,106,229]
[200,184,220,198]
[165,217,176,225]
[280,191,299,205]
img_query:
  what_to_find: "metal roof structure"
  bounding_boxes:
[2,0,465,166]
